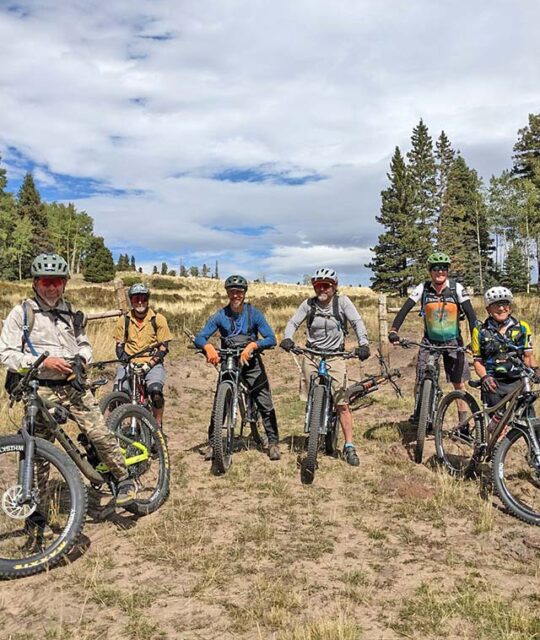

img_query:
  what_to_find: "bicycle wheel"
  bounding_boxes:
[325,414,338,456]
[415,379,433,464]
[492,423,540,526]
[99,391,130,419]
[304,385,326,484]
[212,382,235,475]
[239,393,267,450]
[0,435,87,579]
[107,405,170,515]
[434,390,479,476]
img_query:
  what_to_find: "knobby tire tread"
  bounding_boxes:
[106,404,170,515]
[0,435,87,579]
[415,380,433,464]
[212,382,234,475]
[305,385,326,484]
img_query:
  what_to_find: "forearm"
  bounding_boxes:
[524,352,537,368]
[473,360,487,378]
[461,300,477,335]
[283,303,309,341]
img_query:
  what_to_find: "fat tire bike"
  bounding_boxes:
[434,354,540,526]
[0,352,170,579]
[399,339,468,464]
[289,347,401,485]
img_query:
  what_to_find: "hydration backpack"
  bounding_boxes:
[306,296,348,336]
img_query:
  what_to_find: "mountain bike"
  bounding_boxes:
[290,347,401,484]
[434,355,540,525]
[97,342,166,419]
[0,352,170,579]
[398,339,468,464]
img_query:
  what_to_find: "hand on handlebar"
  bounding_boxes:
[280,338,295,353]
[43,356,73,375]
[204,343,220,366]
[388,330,400,344]
[480,375,498,393]
[355,345,370,361]
[240,341,258,366]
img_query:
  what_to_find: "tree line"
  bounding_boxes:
[368,114,540,295]
[0,158,116,282]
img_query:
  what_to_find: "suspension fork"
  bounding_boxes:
[18,382,41,503]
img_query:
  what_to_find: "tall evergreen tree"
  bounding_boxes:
[406,119,437,281]
[16,173,50,275]
[83,237,115,283]
[368,147,412,295]
[435,130,456,236]
[152,265,158,275]
[180,264,188,277]
[214,260,219,279]
[160,262,168,275]
[502,243,529,292]
[130,255,136,271]
[202,263,209,278]
[438,155,491,290]
[0,153,17,279]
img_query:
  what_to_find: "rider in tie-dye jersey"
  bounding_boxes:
[387,252,478,424]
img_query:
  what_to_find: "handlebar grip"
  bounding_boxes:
[34,351,49,369]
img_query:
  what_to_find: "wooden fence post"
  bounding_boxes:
[114,278,129,313]
[378,295,389,361]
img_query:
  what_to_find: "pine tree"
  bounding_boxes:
[160,262,168,275]
[512,113,540,289]
[83,237,115,283]
[214,260,219,279]
[368,147,412,295]
[202,263,209,278]
[438,155,492,290]
[130,255,136,271]
[16,173,50,276]
[502,243,529,292]
[406,119,437,282]
[152,265,158,275]
[180,264,188,277]
[189,266,199,277]
[435,130,456,236]
[0,153,17,279]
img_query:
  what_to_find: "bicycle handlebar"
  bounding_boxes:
[397,339,468,353]
[9,351,50,401]
[290,346,356,359]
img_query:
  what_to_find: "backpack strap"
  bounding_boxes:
[306,296,347,335]
[306,297,317,330]
[124,313,130,343]
[21,300,38,356]
[151,314,158,338]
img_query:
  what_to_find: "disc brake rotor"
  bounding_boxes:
[2,485,37,519]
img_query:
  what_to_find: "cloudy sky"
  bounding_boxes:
[1,0,539,284]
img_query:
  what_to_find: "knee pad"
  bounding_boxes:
[149,388,164,409]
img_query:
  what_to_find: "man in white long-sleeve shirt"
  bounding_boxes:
[0,253,136,506]
[280,268,370,466]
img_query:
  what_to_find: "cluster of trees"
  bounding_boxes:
[369,115,540,295]
[0,156,115,282]
[151,261,220,278]
[116,254,141,272]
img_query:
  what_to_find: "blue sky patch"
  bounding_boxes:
[212,165,327,186]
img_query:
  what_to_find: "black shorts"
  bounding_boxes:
[416,337,469,385]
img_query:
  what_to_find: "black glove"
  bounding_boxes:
[115,343,130,363]
[388,331,400,344]
[69,355,87,393]
[280,338,295,352]
[356,345,370,361]
[480,375,498,393]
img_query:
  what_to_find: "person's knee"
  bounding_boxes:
[148,386,165,409]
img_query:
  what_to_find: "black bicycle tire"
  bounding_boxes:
[98,391,130,418]
[0,435,87,579]
[415,380,433,464]
[492,426,540,526]
[304,385,326,484]
[434,390,479,476]
[106,405,170,515]
[325,415,338,455]
[212,382,235,475]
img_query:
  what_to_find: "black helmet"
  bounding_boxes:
[224,274,248,291]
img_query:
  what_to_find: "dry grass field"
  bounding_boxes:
[0,275,539,640]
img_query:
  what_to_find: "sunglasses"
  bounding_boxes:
[313,282,334,289]
[492,301,511,308]
[430,265,449,272]
[227,288,246,295]
[130,294,148,304]
[36,276,65,287]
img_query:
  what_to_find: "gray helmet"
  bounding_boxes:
[311,267,338,285]
[224,274,248,291]
[484,286,513,307]
[128,283,150,298]
[30,253,69,278]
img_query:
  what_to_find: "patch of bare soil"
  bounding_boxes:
[1,346,539,640]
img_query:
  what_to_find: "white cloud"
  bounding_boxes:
[1,0,539,282]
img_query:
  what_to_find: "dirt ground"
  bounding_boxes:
[1,345,539,640]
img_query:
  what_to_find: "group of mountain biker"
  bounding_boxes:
[1,250,539,490]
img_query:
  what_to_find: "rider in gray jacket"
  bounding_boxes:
[280,268,370,466]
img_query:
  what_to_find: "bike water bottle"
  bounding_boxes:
[487,408,504,434]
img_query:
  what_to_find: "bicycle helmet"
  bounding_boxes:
[311,267,338,285]
[427,252,451,267]
[30,253,70,278]
[224,274,248,291]
[128,283,150,298]
[484,286,513,307]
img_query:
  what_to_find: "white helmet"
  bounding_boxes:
[311,267,338,285]
[484,286,513,307]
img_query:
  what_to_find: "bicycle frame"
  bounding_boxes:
[304,356,336,437]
